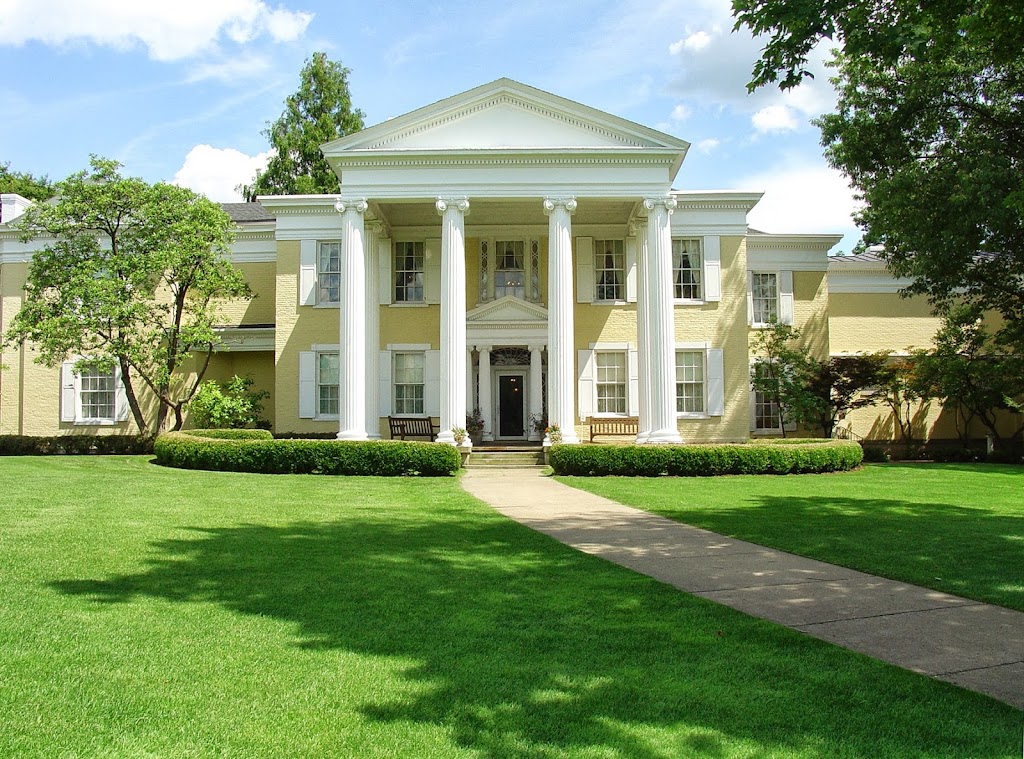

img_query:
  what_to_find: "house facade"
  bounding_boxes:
[0,79,971,444]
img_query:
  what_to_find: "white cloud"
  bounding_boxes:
[671,103,692,122]
[695,138,720,153]
[0,1,313,61]
[752,104,798,133]
[186,53,273,83]
[172,144,273,202]
[669,30,713,54]
[738,161,861,244]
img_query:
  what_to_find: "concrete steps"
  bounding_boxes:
[465,447,545,469]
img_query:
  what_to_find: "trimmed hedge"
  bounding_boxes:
[548,440,863,476]
[154,431,461,476]
[0,435,154,456]
[187,428,274,441]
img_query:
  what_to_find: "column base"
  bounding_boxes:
[646,428,682,444]
[436,431,457,446]
[635,431,651,444]
[337,430,370,441]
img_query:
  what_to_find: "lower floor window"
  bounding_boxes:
[318,353,339,416]
[753,363,782,430]
[79,368,116,421]
[394,352,425,414]
[675,351,705,414]
[596,351,627,414]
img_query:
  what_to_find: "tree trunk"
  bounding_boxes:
[118,358,150,436]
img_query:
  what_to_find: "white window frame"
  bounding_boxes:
[393,241,425,304]
[673,344,725,420]
[594,239,626,302]
[672,238,703,302]
[317,241,342,306]
[750,361,785,434]
[61,360,127,425]
[675,349,706,417]
[316,351,340,419]
[392,351,426,415]
[747,270,794,327]
[594,350,628,415]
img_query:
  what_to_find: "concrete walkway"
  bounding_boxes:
[461,468,1024,710]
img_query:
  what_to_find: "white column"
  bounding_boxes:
[544,197,580,444]
[633,220,651,443]
[644,196,682,444]
[528,344,544,442]
[477,346,493,441]
[335,198,369,440]
[466,347,474,416]
[364,221,382,439]
[436,197,470,446]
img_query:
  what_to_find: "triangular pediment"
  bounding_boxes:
[466,296,548,323]
[323,78,689,155]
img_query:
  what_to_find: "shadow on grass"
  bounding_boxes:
[51,511,1017,757]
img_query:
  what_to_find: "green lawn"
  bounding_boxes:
[558,462,1024,612]
[0,457,1019,758]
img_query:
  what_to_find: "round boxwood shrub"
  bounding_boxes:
[154,431,460,476]
[548,439,862,476]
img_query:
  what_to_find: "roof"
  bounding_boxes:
[221,202,273,222]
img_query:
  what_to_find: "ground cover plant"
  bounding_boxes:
[1,457,1018,758]
[559,462,1024,613]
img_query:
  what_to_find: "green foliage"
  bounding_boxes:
[0,162,52,206]
[876,356,930,446]
[749,323,812,435]
[800,354,888,437]
[189,375,269,429]
[733,0,1024,345]
[154,432,460,476]
[0,435,153,455]
[186,428,274,441]
[548,440,862,477]
[3,157,251,434]
[243,53,364,198]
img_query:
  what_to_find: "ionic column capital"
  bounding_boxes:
[543,197,577,215]
[335,197,368,215]
[642,196,677,215]
[436,197,470,215]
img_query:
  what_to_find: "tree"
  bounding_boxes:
[732,1,1024,344]
[749,323,814,436]
[800,354,888,438]
[242,53,364,199]
[0,163,52,216]
[4,157,251,434]
[876,356,930,449]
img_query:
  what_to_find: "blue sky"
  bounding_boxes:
[0,0,859,250]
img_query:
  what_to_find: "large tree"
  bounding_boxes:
[4,157,251,434]
[0,163,52,212]
[243,53,364,199]
[732,1,1024,343]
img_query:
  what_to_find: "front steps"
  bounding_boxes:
[464,445,545,469]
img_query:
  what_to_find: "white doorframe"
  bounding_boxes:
[493,369,528,439]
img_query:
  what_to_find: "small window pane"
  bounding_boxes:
[394,352,425,414]
[595,240,625,301]
[752,273,778,325]
[80,368,115,420]
[318,353,339,416]
[675,351,705,414]
[494,241,525,299]
[673,239,702,300]
[318,242,341,304]
[596,352,627,414]
[394,241,424,302]
[753,363,782,430]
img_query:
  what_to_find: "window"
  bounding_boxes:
[595,352,627,414]
[318,353,340,416]
[594,239,625,301]
[675,351,705,414]
[393,352,425,414]
[394,241,424,302]
[673,239,702,300]
[318,242,341,304]
[79,367,116,421]
[751,272,778,325]
[753,363,782,431]
[494,240,525,299]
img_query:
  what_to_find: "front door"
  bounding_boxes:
[496,373,526,439]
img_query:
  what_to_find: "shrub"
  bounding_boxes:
[154,432,460,476]
[548,440,862,476]
[189,375,269,429]
[0,435,154,456]
[188,428,274,441]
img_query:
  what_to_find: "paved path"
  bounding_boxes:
[461,468,1024,710]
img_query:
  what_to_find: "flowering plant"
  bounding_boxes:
[544,423,562,443]
[451,426,467,444]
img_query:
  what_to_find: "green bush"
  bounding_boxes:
[188,375,269,429]
[0,435,154,456]
[548,440,862,476]
[154,432,460,476]
[188,428,274,441]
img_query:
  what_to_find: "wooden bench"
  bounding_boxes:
[388,416,439,441]
[587,416,640,443]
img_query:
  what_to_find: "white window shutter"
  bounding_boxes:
[378,238,392,305]
[707,348,724,417]
[299,240,317,306]
[625,237,638,303]
[746,271,755,326]
[114,366,129,422]
[378,351,392,417]
[749,364,758,432]
[577,349,595,420]
[298,351,315,418]
[704,236,721,302]
[575,237,594,303]
[60,361,76,422]
[424,350,441,417]
[779,270,795,325]
[627,346,639,415]
[424,238,441,304]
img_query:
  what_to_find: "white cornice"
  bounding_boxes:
[828,272,915,293]
[213,326,275,352]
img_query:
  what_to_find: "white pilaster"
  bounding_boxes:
[528,345,544,442]
[544,197,581,445]
[633,220,651,443]
[335,198,369,440]
[644,196,682,444]
[436,197,470,446]
[364,221,382,439]
[478,346,493,441]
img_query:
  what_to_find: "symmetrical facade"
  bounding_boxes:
[0,79,969,443]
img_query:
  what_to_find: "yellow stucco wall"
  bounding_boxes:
[828,292,940,354]
[217,262,276,326]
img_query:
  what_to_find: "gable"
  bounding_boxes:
[467,296,548,324]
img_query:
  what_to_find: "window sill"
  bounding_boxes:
[591,300,629,307]
[73,419,119,426]
[752,428,785,436]
[676,413,709,420]
[313,303,340,309]
[674,299,706,307]
[388,302,430,308]
[314,415,339,422]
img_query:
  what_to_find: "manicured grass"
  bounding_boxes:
[559,462,1024,612]
[0,457,1019,757]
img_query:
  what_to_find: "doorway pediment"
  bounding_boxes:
[467,296,547,325]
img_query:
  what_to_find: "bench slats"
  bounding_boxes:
[388,416,439,441]
[588,416,640,443]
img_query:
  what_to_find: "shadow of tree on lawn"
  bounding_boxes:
[51,504,1016,758]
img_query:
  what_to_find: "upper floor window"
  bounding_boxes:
[394,241,424,303]
[675,351,705,415]
[318,242,341,304]
[494,240,526,299]
[595,239,625,301]
[393,352,425,415]
[595,351,627,414]
[673,239,702,300]
[751,272,778,325]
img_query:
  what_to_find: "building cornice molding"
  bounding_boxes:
[828,271,916,293]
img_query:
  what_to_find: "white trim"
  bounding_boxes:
[703,235,721,302]
[575,236,594,303]
[673,344,711,420]
[386,343,432,351]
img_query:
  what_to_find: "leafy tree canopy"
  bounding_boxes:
[732,1,1024,341]
[0,163,52,207]
[4,156,251,434]
[244,53,365,199]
